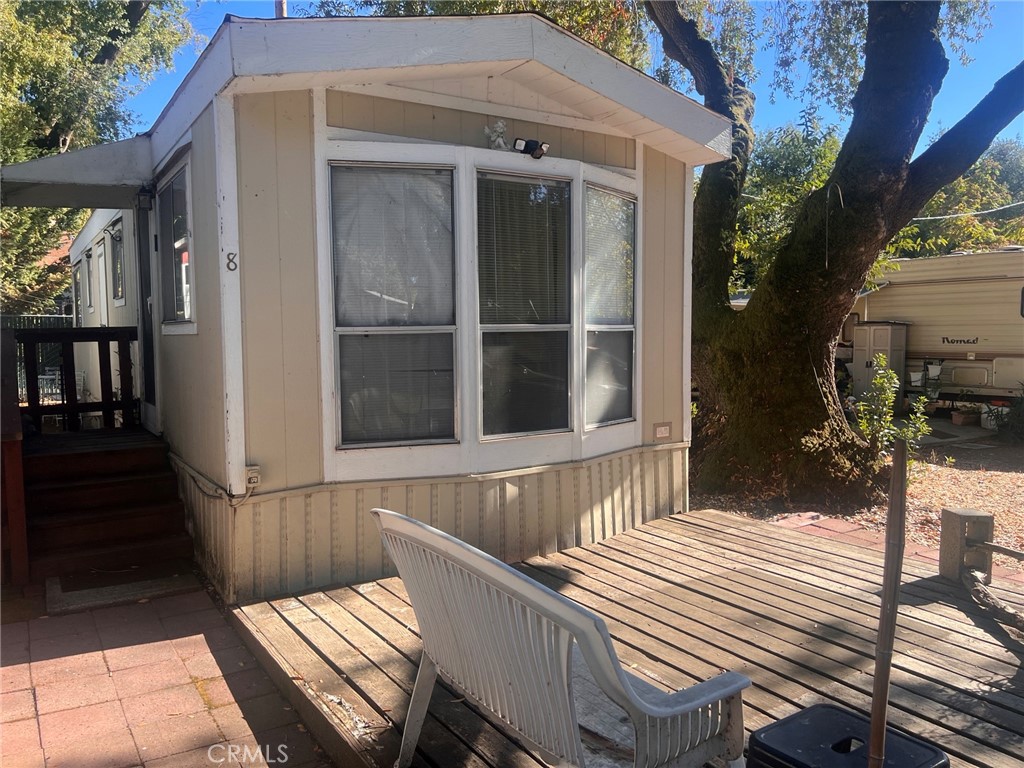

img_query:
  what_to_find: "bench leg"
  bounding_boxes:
[398,652,438,768]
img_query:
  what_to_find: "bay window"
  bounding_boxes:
[325,144,640,477]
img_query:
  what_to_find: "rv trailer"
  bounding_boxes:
[847,248,1024,403]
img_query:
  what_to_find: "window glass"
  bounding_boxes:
[339,334,455,444]
[482,331,569,435]
[586,330,633,426]
[585,188,634,325]
[585,187,635,427]
[478,174,571,436]
[332,167,454,327]
[159,170,192,322]
[331,165,456,445]
[478,175,569,325]
[111,221,125,302]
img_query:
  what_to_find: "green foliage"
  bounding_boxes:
[887,138,1024,258]
[854,354,932,458]
[1,0,196,313]
[762,0,992,116]
[732,123,840,288]
[985,385,1024,443]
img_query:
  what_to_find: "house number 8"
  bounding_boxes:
[226,252,238,271]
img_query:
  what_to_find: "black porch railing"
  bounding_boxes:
[15,326,139,432]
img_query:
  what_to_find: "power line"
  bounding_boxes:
[911,200,1024,221]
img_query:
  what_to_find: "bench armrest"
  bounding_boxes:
[627,670,750,717]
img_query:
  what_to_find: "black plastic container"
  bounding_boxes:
[747,704,950,768]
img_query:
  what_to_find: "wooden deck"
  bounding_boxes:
[230,509,1024,768]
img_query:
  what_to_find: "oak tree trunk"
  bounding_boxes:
[648,2,1024,504]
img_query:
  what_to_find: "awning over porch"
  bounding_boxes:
[0,135,152,209]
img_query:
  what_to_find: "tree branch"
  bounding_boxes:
[901,59,1024,218]
[93,1,152,66]
[644,0,732,113]
[41,1,152,152]
[644,1,755,315]
[833,1,946,186]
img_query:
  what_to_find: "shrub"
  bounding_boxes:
[854,353,931,457]
[985,385,1024,443]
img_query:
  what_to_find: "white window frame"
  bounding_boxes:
[157,158,198,335]
[583,184,638,429]
[330,161,461,450]
[317,139,641,483]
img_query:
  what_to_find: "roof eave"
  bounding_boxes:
[1,136,152,208]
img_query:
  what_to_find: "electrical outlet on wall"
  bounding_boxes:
[654,422,672,441]
[245,465,262,488]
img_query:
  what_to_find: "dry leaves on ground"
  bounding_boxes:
[692,439,1024,572]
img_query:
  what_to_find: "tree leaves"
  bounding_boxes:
[1,0,195,314]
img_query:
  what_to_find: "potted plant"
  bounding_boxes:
[951,389,982,426]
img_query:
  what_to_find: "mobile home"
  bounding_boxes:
[2,14,732,602]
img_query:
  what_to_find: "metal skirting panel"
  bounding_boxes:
[175,445,687,603]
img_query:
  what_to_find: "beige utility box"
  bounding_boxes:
[852,322,908,401]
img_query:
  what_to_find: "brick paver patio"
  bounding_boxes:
[1,589,330,768]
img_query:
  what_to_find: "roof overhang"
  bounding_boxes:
[1,136,151,208]
[2,14,733,210]
[214,14,733,165]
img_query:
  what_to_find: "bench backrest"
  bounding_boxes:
[372,507,623,766]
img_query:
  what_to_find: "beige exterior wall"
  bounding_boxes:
[180,443,685,602]
[158,105,228,483]
[235,91,323,492]
[640,147,687,445]
[325,91,636,169]
[180,89,692,600]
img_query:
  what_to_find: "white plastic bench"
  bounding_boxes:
[371,508,750,768]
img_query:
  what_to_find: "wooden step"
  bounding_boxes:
[24,442,170,484]
[22,430,170,483]
[29,501,186,551]
[29,532,194,582]
[25,471,179,514]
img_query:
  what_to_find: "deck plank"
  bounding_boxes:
[575,537,1024,714]
[233,511,1024,768]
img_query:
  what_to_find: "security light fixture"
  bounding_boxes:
[136,186,154,211]
[513,138,550,159]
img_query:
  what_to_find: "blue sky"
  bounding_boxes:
[127,0,1024,144]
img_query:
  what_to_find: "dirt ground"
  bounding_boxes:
[691,436,1024,572]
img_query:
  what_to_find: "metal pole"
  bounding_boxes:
[868,438,908,768]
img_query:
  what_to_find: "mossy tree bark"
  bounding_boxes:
[647,2,1024,503]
